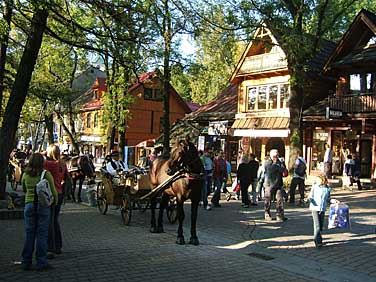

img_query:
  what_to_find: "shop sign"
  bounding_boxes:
[208,121,228,135]
[198,136,205,151]
[326,107,342,119]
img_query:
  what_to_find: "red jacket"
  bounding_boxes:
[44,159,68,194]
[213,157,227,179]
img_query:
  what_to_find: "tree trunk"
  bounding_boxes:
[0,0,13,117]
[162,0,171,157]
[45,113,54,144]
[0,8,48,200]
[55,111,80,154]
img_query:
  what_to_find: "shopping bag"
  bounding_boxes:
[231,179,240,192]
[328,203,350,229]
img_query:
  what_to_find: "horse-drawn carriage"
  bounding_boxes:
[96,167,178,225]
[8,151,28,191]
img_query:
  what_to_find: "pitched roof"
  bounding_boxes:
[185,83,238,122]
[324,9,376,73]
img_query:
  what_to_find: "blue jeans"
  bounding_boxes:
[22,202,51,268]
[211,177,224,205]
[312,211,325,246]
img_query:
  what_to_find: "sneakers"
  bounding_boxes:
[264,213,273,221]
[243,204,249,208]
[206,205,212,211]
[276,215,288,222]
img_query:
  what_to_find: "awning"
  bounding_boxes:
[231,117,290,137]
[135,139,155,148]
[231,117,289,129]
[233,129,289,137]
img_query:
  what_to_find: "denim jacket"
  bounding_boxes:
[308,184,331,212]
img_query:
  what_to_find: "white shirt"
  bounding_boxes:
[106,159,128,176]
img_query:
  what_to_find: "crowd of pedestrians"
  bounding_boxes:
[16,142,363,271]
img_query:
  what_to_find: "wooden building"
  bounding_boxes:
[77,70,191,164]
[303,9,376,178]
[230,25,335,164]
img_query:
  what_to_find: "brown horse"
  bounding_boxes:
[63,155,96,202]
[149,139,204,245]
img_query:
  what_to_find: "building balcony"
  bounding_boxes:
[329,93,376,114]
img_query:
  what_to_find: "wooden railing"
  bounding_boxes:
[329,93,376,113]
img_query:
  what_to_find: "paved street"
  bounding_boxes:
[1,185,375,282]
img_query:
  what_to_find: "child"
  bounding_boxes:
[308,174,333,248]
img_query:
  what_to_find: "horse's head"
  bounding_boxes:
[168,139,203,176]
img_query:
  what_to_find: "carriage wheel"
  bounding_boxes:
[96,182,108,215]
[166,198,178,224]
[10,172,17,191]
[121,193,132,225]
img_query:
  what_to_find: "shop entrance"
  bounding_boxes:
[265,138,285,159]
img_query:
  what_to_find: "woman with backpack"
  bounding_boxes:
[44,144,69,258]
[21,153,57,271]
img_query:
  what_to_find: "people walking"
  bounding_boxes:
[259,149,287,221]
[211,151,227,207]
[236,155,251,208]
[248,153,259,206]
[44,144,68,258]
[21,153,57,271]
[308,174,332,248]
[288,150,307,205]
[324,144,333,179]
[202,150,214,196]
[353,154,362,190]
[199,150,211,210]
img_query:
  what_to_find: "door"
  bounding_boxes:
[360,140,372,177]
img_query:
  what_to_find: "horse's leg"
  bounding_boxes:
[150,197,157,233]
[71,178,77,202]
[189,198,200,245]
[77,177,83,203]
[176,200,185,245]
[156,193,169,233]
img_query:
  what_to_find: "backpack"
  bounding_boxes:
[295,158,306,177]
[36,170,54,207]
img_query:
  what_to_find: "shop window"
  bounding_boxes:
[311,130,328,171]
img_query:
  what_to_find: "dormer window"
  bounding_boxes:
[93,90,99,100]
[144,87,163,101]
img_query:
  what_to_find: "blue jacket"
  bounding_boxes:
[308,184,331,212]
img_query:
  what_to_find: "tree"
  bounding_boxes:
[0,5,48,199]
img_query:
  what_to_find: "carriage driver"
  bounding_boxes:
[105,151,128,177]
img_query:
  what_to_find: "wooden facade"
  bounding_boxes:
[303,9,376,178]
[230,25,335,165]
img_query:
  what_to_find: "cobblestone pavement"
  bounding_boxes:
[1,186,375,282]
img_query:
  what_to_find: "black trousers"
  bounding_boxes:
[289,177,305,203]
[264,186,284,216]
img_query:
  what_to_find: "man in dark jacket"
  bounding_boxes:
[259,149,287,222]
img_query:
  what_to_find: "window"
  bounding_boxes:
[246,83,289,111]
[258,86,267,110]
[269,85,278,109]
[350,73,373,95]
[247,87,257,111]
[144,87,163,101]
[93,90,99,100]
[280,84,289,108]
[93,113,98,128]
[86,113,91,128]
